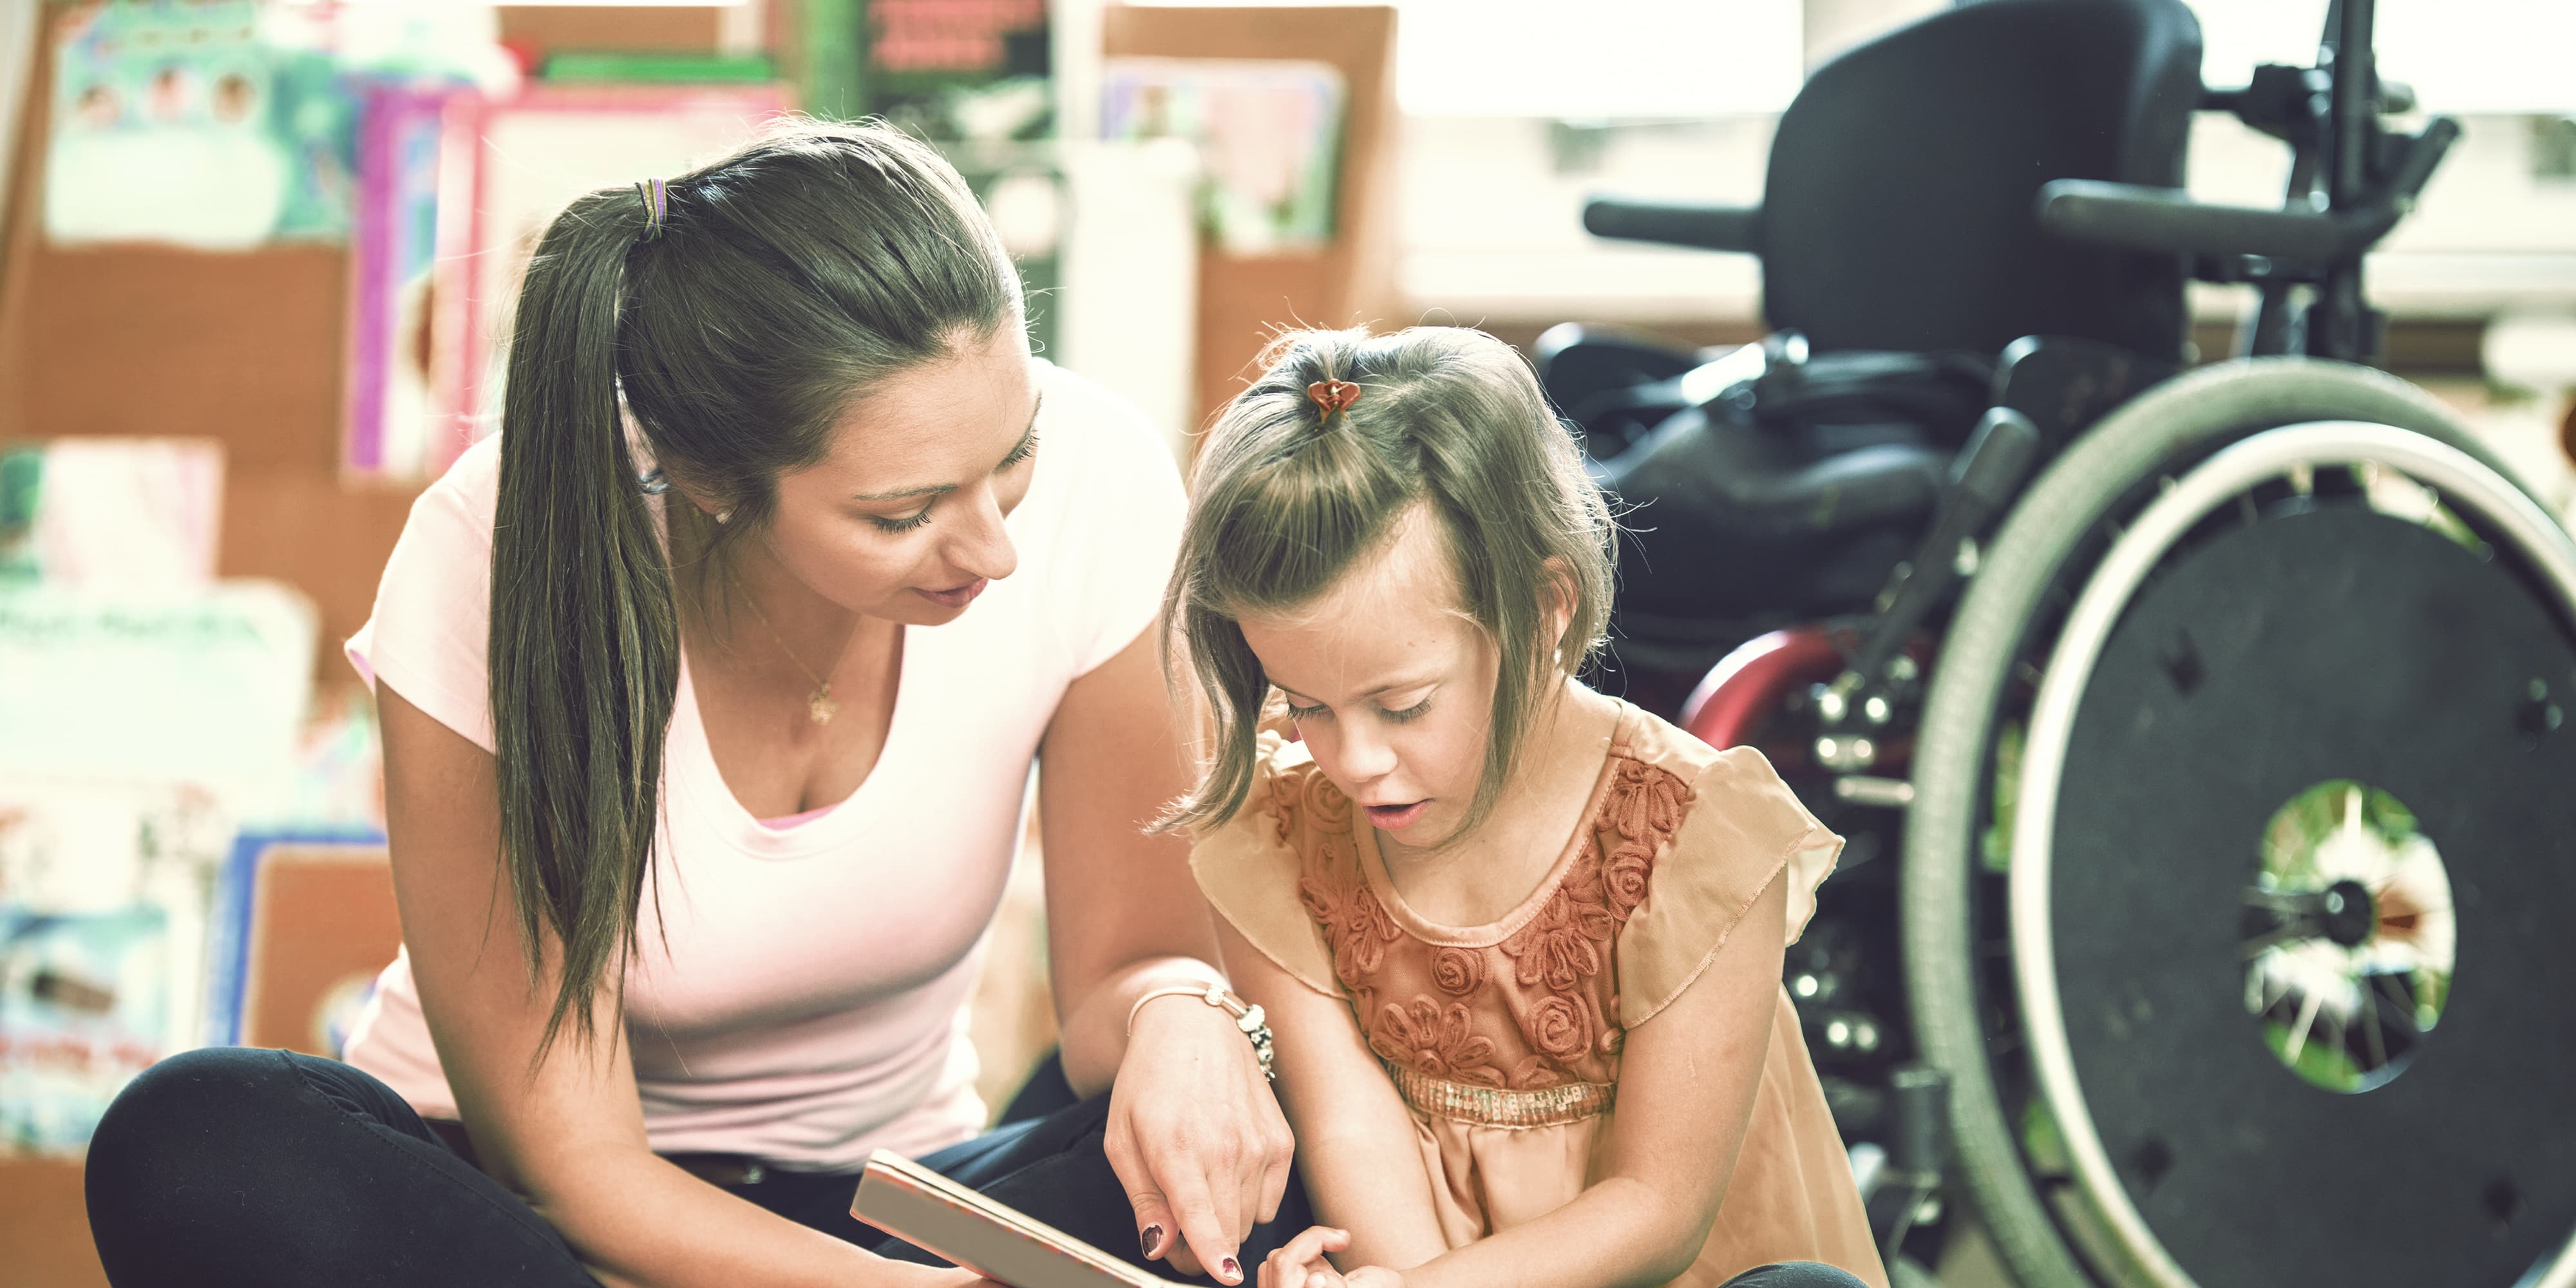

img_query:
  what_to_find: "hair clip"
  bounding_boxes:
[634,177,668,238]
[1307,379,1362,419]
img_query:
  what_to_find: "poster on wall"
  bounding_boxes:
[1101,59,1343,256]
[343,82,473,478]
[430,83,791,478]
[42,0,357,249]
[0,438,224,589]
[865,0,1051,141]
[0,780,229,1156]
[0,905,170,1155]
[0,582,317,818]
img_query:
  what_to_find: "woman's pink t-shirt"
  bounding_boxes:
[341,361,1184,1170]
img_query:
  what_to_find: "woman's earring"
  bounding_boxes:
[715,507,734,525]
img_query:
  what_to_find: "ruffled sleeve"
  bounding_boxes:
[1189,732,1346,998]
[1616,741,1842,1028]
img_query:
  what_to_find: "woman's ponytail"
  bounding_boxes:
[488,188,678,1054]
[475,121,1021,1054]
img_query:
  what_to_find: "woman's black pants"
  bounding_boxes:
[81,1045,1296,1287]
[82,1045,1873,1288]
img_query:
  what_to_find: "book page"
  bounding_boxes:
[851,1150,1184,1288]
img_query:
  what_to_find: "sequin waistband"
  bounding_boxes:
[1385,1064,1616,1129]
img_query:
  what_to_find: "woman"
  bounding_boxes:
[84,122,1294,1288]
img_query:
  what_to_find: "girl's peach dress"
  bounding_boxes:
[1193,701,1888,1288]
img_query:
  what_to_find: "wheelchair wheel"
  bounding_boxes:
[1904,358,2576,1288]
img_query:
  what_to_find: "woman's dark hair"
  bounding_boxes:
[488,120,1020,1052]
[1160,327,1615,835]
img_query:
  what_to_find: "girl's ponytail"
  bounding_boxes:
[488,188,677,1053]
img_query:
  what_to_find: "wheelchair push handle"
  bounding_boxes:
[1581,197,1761,254]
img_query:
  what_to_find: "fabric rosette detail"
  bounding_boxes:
[1524,994,1594,1063]
[1372,997,1502,1086]
[1431,947,1486,996]
[1604,759,1689,844]
[1602,840,1656,923]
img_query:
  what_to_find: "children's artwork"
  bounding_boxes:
[1101,59,1343,257]
[42,0,357,249]
[0,583,317,819]
[344,81,472,478]
[0,779,231,1155]
[0,439,223,589]
[0,905,171,1156]
[435,84,793,476]
[864,0,1052,142]
[0,0,38,214]
[0,779,227,915]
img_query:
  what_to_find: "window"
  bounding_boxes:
[2190,0,2576,113]
[1126,0,1804,118]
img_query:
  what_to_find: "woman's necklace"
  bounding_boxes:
[736,587,855,726]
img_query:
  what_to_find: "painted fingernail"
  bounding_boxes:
[1141,1226,1165,1259]
[1222,1257,1242,1281]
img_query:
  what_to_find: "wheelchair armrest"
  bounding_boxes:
[2038,119,2458,268]
[1582,197,1761,254]
[2037,180,2361,263]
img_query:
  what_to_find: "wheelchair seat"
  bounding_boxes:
[1602,405,1949,630]
[1555,0,2203,668]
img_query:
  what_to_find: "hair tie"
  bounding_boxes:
[634,177,668,238]
[1307,379,1362,419]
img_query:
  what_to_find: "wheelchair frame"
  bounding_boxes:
[1582,2,2576,1285]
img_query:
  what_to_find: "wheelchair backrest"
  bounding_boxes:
[1761,0,2201,361]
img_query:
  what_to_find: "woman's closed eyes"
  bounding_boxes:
[860,426,1041,535]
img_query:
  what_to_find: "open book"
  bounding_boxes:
[851,1150,1190,1288]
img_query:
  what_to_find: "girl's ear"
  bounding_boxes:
[1540,555,1577,667]
[1259,687,1303,742]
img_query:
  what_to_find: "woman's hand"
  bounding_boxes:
[904,1267,1007,1288]
[1104,992,1295,1284]
[1258,1227,1404,1288]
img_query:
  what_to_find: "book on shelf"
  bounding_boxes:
[851,1149,1188,1288]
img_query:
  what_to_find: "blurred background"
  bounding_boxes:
[0,1,2570,1284]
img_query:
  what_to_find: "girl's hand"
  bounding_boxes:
[1258,1227,1405,1288]
[1105,993,1295,1284]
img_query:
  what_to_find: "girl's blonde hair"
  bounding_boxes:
[1162,326,1615,833]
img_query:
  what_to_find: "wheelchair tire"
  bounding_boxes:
[1902,357,2576,1288]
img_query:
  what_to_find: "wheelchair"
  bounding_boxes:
[1541,2,2576,1285]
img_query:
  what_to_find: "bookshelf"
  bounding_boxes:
[1100,4,1401,431]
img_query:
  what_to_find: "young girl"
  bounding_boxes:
[1158,327,1887,1288]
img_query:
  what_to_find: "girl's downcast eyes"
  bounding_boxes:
[1281,694,1434,724]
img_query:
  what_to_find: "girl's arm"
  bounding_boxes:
[1312,870,1792,1288]
[381,687,974,1288]
[1037,625,1296,1282]
[1215,916,1451,1273]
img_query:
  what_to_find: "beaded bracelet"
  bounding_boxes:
[1126,983,1276,1083]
